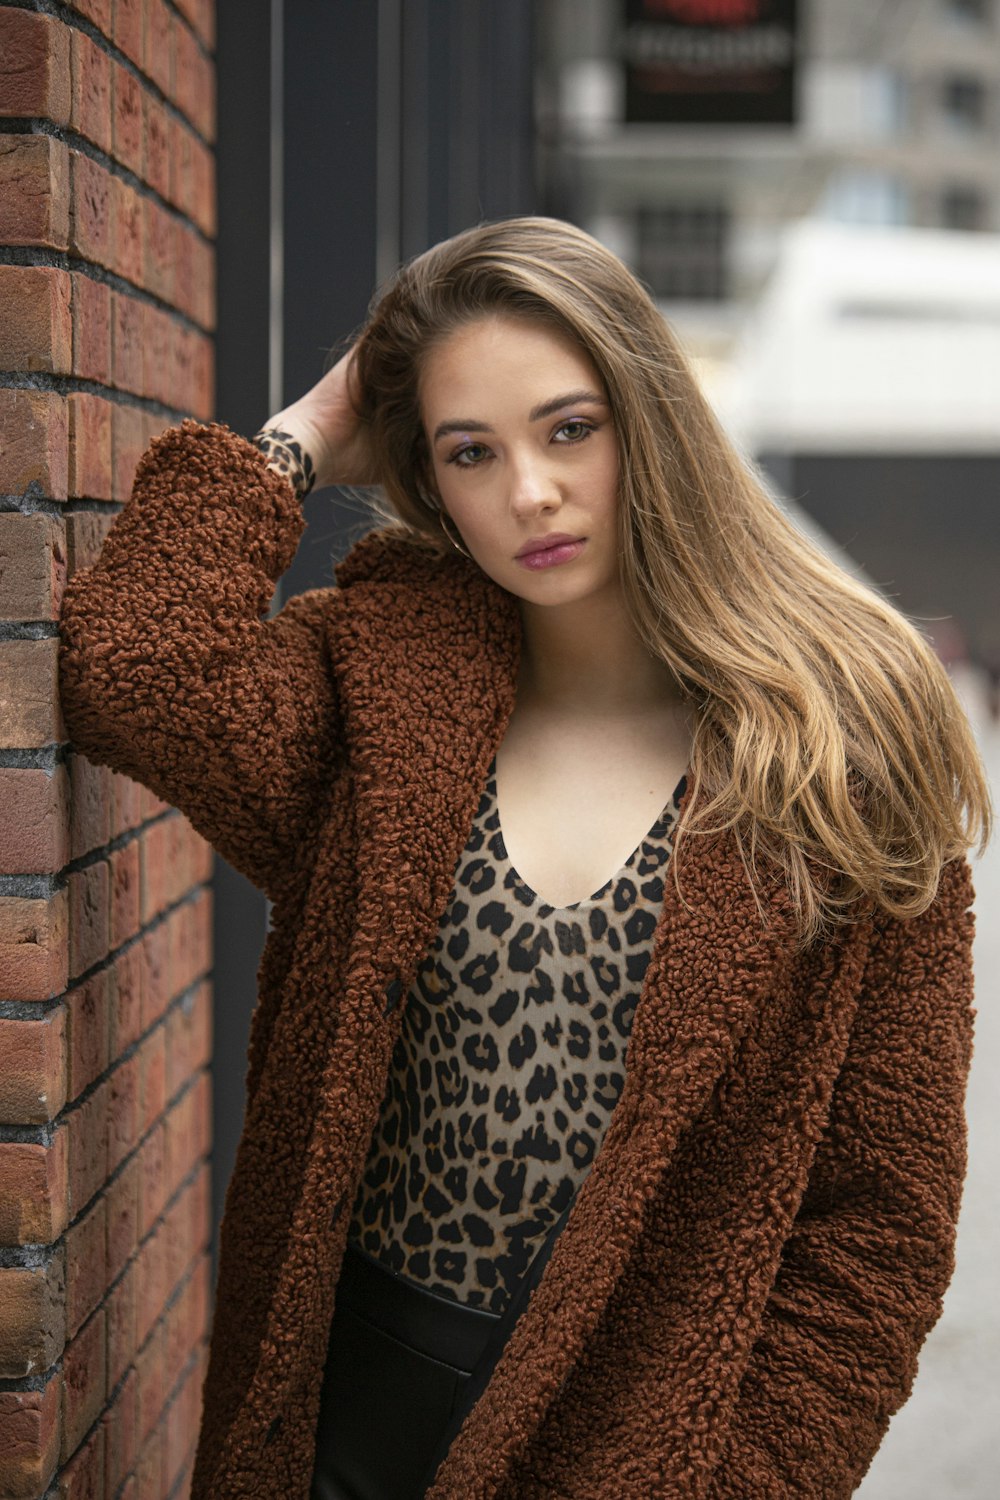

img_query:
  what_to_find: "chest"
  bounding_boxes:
[493,702,692,909]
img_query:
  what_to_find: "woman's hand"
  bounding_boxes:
[263,344,379,492]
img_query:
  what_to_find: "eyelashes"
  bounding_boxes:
[445,418,599,469]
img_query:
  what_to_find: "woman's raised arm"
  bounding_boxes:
[57,352,373,901]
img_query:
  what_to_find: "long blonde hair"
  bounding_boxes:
[351,216,992,949]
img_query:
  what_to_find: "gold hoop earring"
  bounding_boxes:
[439,512,472,560]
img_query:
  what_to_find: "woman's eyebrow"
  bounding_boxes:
[431,390,608,443]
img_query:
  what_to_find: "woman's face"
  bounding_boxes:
[419,315,621,609]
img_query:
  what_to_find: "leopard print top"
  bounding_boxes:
[346,755,688,1313]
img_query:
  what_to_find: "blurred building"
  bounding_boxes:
[536,0,1000,671]
[537,0,1000,365]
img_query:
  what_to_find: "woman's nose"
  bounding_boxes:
[507,454,560,516]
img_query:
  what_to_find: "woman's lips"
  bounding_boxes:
[515,538,586,570]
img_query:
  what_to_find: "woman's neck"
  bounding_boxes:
[516,587,685,718]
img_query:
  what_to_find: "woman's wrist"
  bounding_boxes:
[250,421,319,501]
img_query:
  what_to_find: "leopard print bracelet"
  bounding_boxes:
[250,427,317,501]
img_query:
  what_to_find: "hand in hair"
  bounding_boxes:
[264,344,380,492]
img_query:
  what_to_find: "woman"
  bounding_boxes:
[58,218,990,1499]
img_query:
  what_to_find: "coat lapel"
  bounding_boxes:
[327,536,800,1497]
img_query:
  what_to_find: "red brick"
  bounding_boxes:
[68,392,114,502]
[175,0,215,54]
[111,174,144,286]
[138,920,169,1030]
[191,331,214,420]
[107,1053,141,1175]
[140,816,168,919]
[136,1418,165,1499]
[106,1258,136,1390]
[111,289,144,393]
[143,92,170,199]
[68,0,114,36]
[0,11,71,125]
[164,1084,203,1201]
[70,28,113,155]
[0,512,66,624]
[110,841,142,951]
[0,764,70,879]
[171,20,201,133]
[70,271,112,384]
[0,1375,61,1499]
[67,1086,107,1215]
[0,1004,67,1126]
[0,638,66,750]
[0,1133,68,1245]
[65,969,110,1100]
[137,1120,167,1238]
[169,112,193,216]
[112,59,144,176]
[171,121,216,237]
[173,892,211,996]
[57,1417,105,1500]
[166,982,211,1097]
[64,511,114,580]
[0,889,69,1002]
[161,1182,190,1301]
[144,0,174,98]
[69,148,113,269]
[114,0,145,70]
[0,1254,66,1381]
[190,131,215,237]
[0,265,72,373]
[192,234,215,330]
[110,928,143,1054]
[162,1272,189,1397]
[172,222,214,329]
[139,302,171,405]
[170,323,195,412]
[144,195,174,302]
[117,773,148,845]
[0,389,68,501]
[143,408,175,453]
[68,856,111,977]
[111,401,147,502]
[143,1219,172,1328]
[101,1368,139,1496]
[0,133,70,249]
[136,1232,168,1358]
[110,770,144,839]
[61,1308,107,1462]
[106,1153,140,1284]
[64,1196,106,1337]
[139,1027,166,1135]
[68,752,111,864]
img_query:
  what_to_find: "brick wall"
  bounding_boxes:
[0,3,217,1496]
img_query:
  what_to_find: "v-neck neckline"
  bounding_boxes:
[486,755,687,913]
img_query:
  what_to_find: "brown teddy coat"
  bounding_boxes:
[57,421,978,1499]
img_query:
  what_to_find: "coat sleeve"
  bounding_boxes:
[58,419,344,902]
[707,853,977,1499]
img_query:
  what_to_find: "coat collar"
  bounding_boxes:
[326,528,801,1490]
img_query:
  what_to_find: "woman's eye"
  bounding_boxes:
[449,443,490,467]
[555,419,595,443]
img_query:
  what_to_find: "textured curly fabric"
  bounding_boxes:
[57,420,978,1500]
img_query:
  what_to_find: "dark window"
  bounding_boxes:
[941,183,988,229]
[636,204,730,301]
[941,74,988,129]
[942,0,990,24]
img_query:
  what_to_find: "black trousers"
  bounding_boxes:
[311,1200,576,1500]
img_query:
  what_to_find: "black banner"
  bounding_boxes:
[622,0,798,126]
